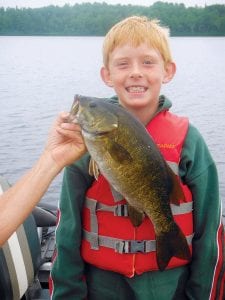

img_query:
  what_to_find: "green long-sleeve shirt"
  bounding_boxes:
[51,97,225,300]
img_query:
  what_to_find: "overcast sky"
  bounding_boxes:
[1,0,225,8]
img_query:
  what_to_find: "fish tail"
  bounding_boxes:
[156,223,191,271]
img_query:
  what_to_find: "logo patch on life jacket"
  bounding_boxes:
[157,143,175,149]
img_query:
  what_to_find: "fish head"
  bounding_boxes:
[69,95,119,138]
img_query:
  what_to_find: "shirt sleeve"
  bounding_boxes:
[50,154,93,300]
[180,124,225,300]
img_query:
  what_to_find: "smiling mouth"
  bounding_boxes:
[126,86,147,93]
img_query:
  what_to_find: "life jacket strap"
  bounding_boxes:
[85,197,193,216]
[85,197,193,250]
[85,197,129,216]
[110,185,124,202]
[83,229,193,254]
[87,199,99,250]
[167,161,179,175]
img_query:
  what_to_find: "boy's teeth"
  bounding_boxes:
[127,86,145,92]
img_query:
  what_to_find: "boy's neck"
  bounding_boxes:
[126,103,159,126]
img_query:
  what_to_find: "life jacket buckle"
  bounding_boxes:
[129,240,146,253]
[114,204,128,217]
[115,240,146,254]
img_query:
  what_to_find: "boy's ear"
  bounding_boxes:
[100,66,114,87]
[163,62,176,84]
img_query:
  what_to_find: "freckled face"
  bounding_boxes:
[102,43,170,114]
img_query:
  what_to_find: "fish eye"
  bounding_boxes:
[89,102,97,108]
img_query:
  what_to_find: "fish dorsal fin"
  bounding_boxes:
[108,141,133,164]
[167,164,185,206]
[88,157,100,180]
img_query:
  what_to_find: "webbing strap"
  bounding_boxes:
[85,197,129,217]
[110,185,124,202]
[85,197,193,216]
[84,198,193,252]
[83,229,193,254]
[88,199,99,250]
[171,202,193,215]
[167,161,179,175]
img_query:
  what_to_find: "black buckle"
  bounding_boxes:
[115,240,146,253]
[114,204,128,217]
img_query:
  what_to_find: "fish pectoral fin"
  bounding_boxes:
[108,141,133,164]
[156,223,191,271]
[88,157,100,180]
[167,165,185,205]
[127,205,144,227]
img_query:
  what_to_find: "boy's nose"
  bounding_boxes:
[129,64,143,79]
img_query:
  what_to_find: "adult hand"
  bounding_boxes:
[45,112,87,170]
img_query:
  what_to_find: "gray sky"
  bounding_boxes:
[0,0,225,8]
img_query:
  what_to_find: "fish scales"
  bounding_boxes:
[69,94,191,271]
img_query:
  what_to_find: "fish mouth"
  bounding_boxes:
[126,86,148,93]
[71,99,79,115]
[69,94,119,137]
[68,98,80,123]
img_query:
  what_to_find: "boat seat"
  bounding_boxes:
[0,176,51,300]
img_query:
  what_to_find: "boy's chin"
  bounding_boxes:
[125,97,153,107]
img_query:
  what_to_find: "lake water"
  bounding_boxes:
[0,36,225,216]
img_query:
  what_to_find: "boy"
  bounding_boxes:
[50,16,225,299]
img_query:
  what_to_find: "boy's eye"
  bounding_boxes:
[143,60,153,65]
[115,61,129,68]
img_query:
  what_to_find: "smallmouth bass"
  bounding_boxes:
[69,94,191,271]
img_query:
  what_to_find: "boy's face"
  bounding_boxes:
[101,43,175,118]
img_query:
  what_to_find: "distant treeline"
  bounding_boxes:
[0,1,225,36]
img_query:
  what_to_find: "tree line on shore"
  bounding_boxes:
[0,1,224,36]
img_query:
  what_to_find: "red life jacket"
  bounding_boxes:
[81,110,193,278]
